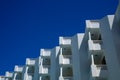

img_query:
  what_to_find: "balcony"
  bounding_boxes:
[14,66,23,72]
[5,72,13,78]
[42,57,51,66]
[59,76,73,80]
[59,66,73,80]
[59,55,72,65]
[0,76,5,80]
[86,20,100,29]
[27,74,33,80]
[62,47,72,55]
[26,58,36,66]
[90,64,108,79]
[90,55,108,79]
[88,40,103,52]
[59,37,71,47]
[40,49,51,57]
[27,66,35,74]
[14,73,22,80]
[39,66,50,74]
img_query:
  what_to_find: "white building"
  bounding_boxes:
[1,1,120,80]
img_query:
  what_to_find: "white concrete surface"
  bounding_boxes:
[0,2,120,80]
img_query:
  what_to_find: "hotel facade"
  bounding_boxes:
[1,1,120,80]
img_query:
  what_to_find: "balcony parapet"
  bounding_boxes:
[59,54,72,65]
[88,40,103,53]
[59,76,73,80]
[26,58,36,66]
[90,64,108,78]
[5,72,13,78]
[0,76,5,80]
[40,49,51,57]
[14,65,23,72]
[39,65,50,75]
[86,20,100,30]
[59,37,71,47]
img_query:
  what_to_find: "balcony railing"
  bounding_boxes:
[14,66,23,72]
[88,40,103,52]
[59,37,71,46]
[26,58,36,66]
[0,76,5,80]
[86,20,100,29]
[5,72,13,78]
[59,55,72,65]
[40,49,51,57]
[90,64,108,78]
[59,76,73,80]
[39,66,50,74]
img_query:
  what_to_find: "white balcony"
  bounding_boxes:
[59,55,72,65]
[88,40,103,52]
[5,72,13,78]
[90,54,108,78]
[0,76,5,80]
[40,49,51,57]
[59,37,71,46]
[86,20,100,29]
[14,65,23,72]
[90,64,108,79]
[59,76,73,80]
[26,58,36,66]
[27,75,33,80]
[39,65,50,74]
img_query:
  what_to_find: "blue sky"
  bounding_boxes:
[0,0,118,75]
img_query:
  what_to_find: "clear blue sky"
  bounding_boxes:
[0,0,118,75]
